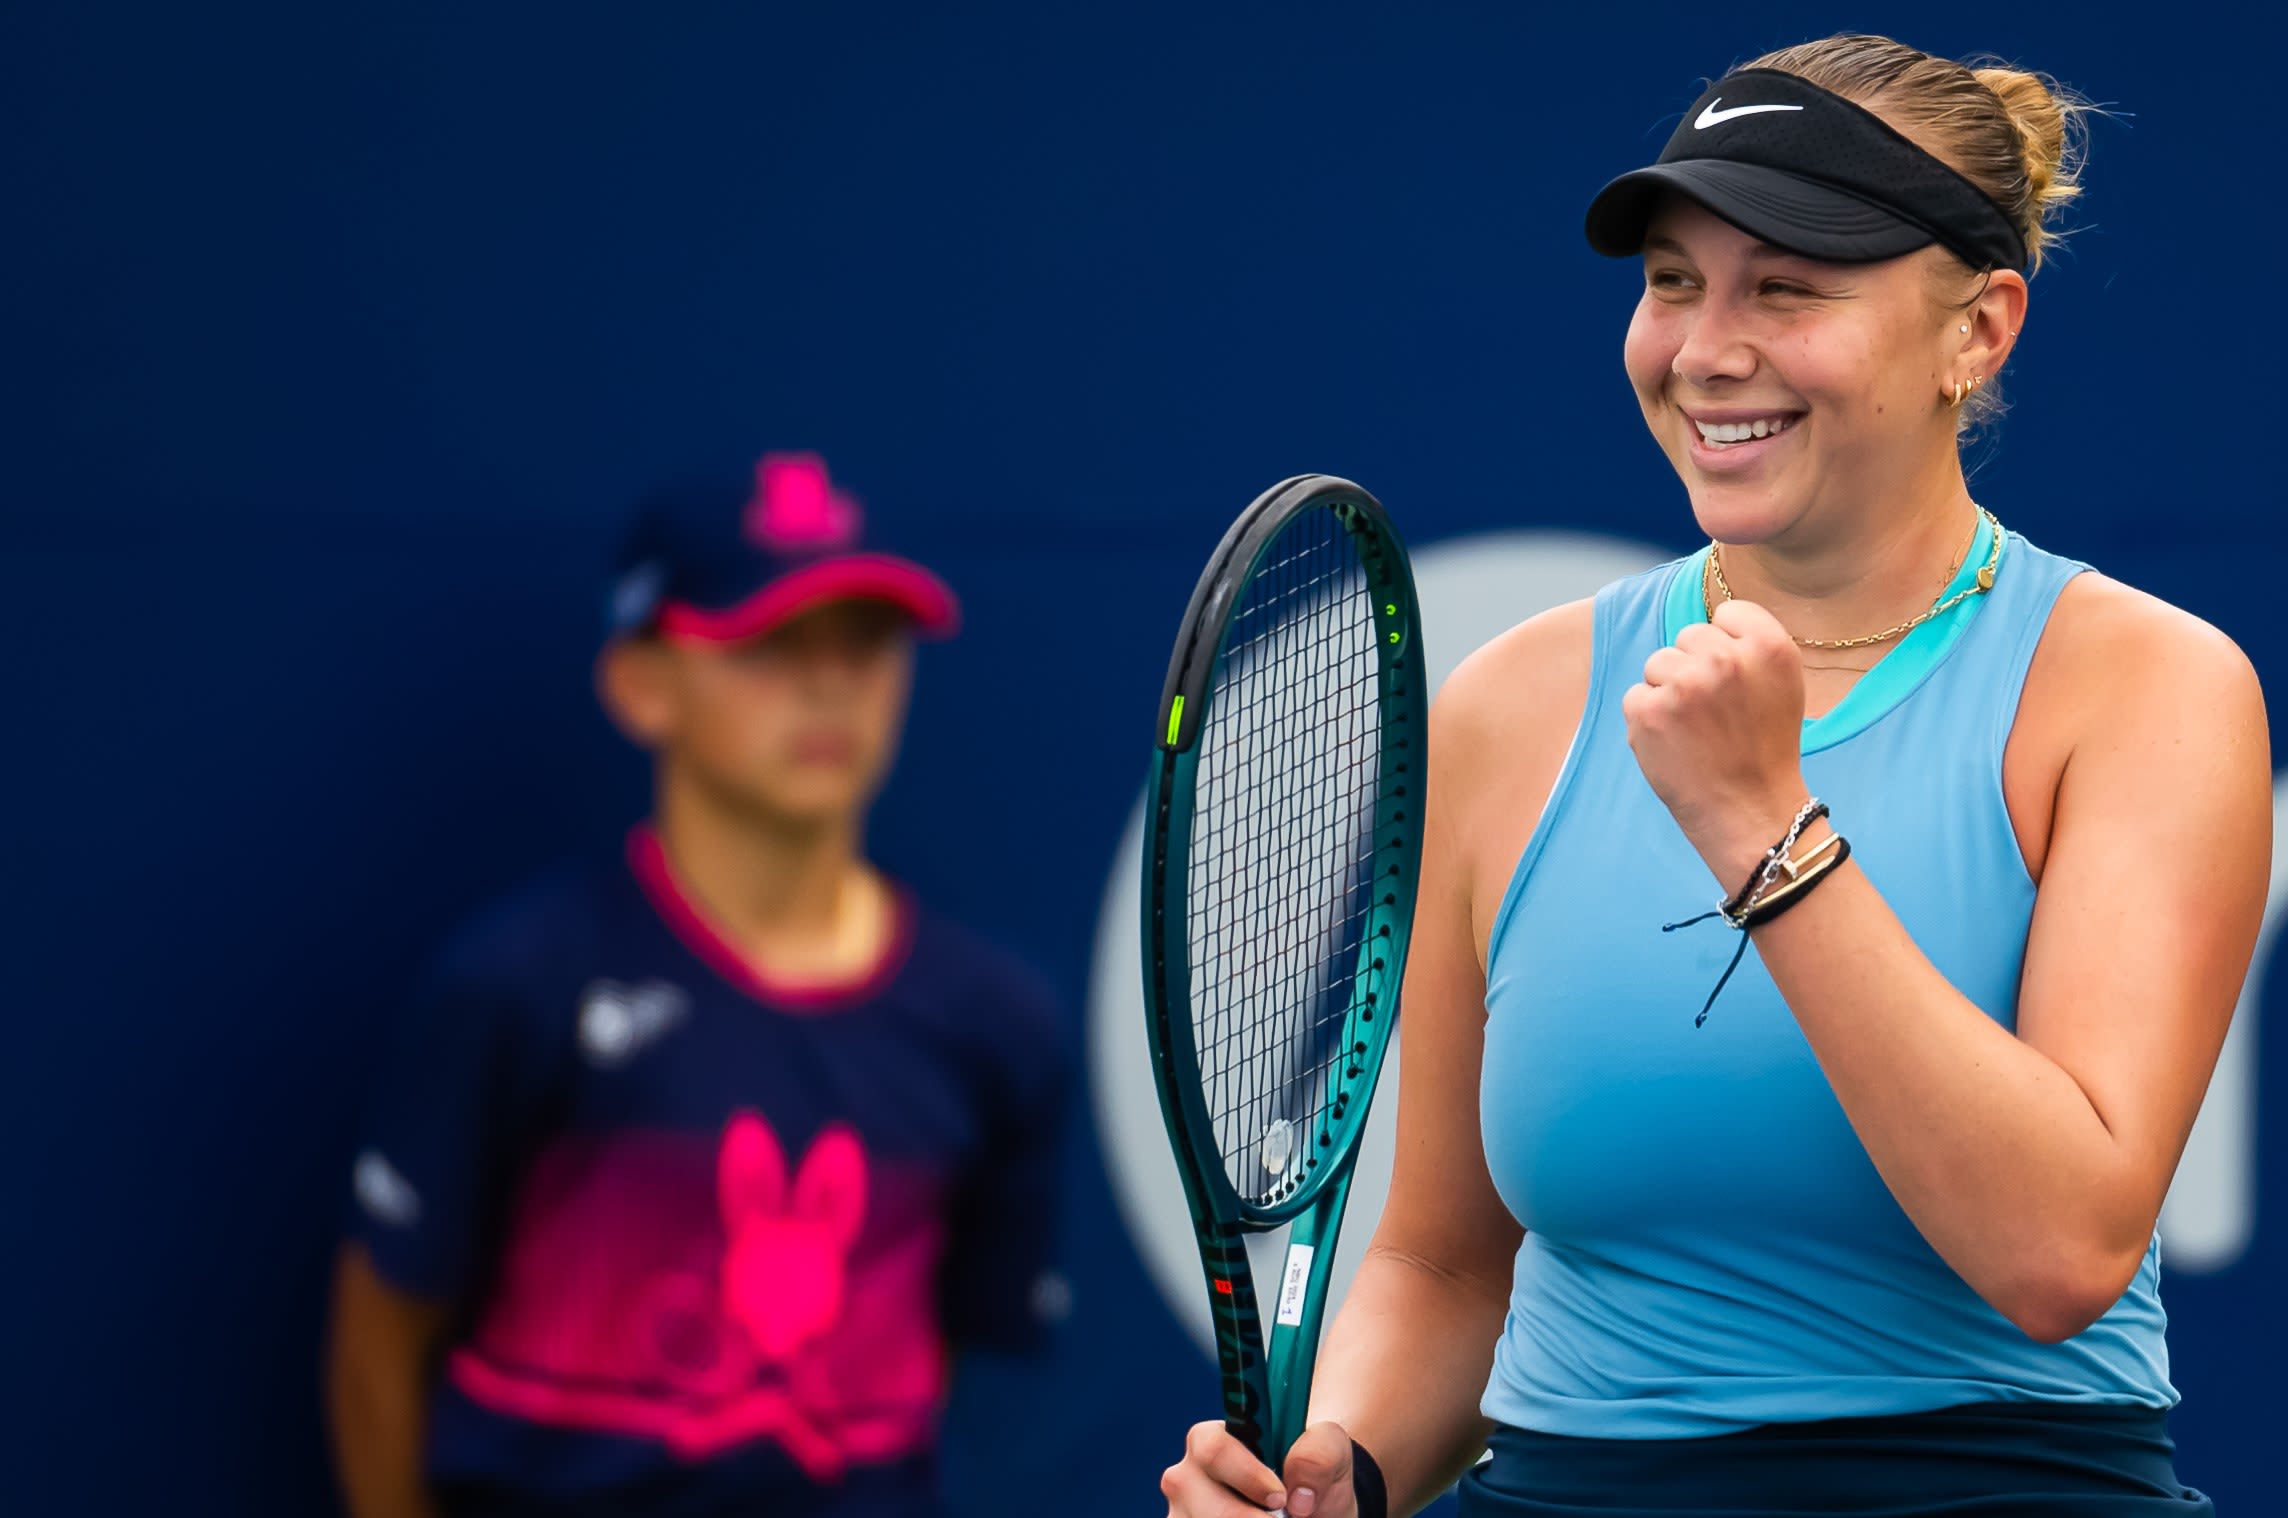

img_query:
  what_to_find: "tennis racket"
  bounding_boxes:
[1141,473,1428,1470]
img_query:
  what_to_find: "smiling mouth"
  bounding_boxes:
[792,734,859,764]
[1692,414,1800,447]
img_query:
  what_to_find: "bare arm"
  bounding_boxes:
[1632,581,2271,1342]
[1308,604,1608,1509]
[1759,583,2266,1339]
[1301,687,1521,1506]
[326,1243,452,1518]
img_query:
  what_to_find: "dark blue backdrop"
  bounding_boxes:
[5,2,2282,1512]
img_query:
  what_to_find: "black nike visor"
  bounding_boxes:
[1585,68,2027,272]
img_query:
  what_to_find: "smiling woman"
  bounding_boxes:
[1154,30,2271,1518]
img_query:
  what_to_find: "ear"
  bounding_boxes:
[597,637,679,749]
[1956,268,2031,389]
[718,1109,788,1225]
[789,1125,869,1248]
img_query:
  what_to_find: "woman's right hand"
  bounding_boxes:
[1160,1420,1361,1517]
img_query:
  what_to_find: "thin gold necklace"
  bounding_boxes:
[1703,507,2004,652]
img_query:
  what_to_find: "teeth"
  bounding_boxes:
[1693,415,1795,445]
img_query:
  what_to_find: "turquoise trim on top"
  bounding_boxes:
[1661,510,2000,754]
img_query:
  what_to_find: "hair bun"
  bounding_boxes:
[1970,65,2086,256]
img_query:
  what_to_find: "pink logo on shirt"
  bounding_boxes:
[447,1113,949,1480]
[719,1109,867,1360]
[745,453,861,554]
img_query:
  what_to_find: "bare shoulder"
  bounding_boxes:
[1430,598,1599,959]
[2034,572,2267,733]
[2008,575,2265,881]
[1432,597,1598,754]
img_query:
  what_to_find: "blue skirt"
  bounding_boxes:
[1456,1403,2212,1516]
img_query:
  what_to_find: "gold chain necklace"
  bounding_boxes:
[1703,507,2004,652]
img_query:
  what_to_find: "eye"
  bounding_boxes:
[1759,279,1816,298]
[1645,267,1697,295]
[729,636,794,666]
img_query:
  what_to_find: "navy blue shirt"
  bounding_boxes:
[348,827,1068,1517]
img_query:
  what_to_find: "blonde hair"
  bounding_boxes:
[1748,34,2090,433]
[1749,33,2088,275]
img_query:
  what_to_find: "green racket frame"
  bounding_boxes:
[1140,474,1428,1468]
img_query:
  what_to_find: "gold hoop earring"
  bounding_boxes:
[1946,379,1965,408]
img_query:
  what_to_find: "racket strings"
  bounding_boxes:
[1187,507,1388,1208]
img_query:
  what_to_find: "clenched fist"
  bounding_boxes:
[1621,598,1811,885]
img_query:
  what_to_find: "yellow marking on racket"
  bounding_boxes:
[1167,694,1185,747]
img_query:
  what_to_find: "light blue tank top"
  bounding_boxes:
[1478,518,2175,1439]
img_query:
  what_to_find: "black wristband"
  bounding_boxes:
[1350,1438,1389,1518]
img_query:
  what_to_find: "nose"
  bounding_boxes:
[790,645,864,695]
[1669,296,1759,392]
[785,630,892,699]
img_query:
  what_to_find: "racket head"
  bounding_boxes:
[1143,475,1426,1232]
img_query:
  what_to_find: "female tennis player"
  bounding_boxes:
[1161,33,2269,1518]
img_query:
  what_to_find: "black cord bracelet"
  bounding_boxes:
[1351,1438,1389,1518]
[1720,799,1830,923]
[1662,799,1848,1027]
[1739,834,1852,929]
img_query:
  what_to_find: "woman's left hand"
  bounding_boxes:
[1621,598,1810,884]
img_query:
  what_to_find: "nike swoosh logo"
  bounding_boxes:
[1694,100,1805,129]
[578,979,689,1066]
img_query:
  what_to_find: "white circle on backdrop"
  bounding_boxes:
[2153,770,2279,1273]
[1087,527,2269,1366]
[1086,530,1671,1359]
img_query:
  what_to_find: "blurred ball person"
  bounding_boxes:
[326,453,1069,1518]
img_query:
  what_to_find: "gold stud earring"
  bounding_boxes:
[1959,324,1970,334]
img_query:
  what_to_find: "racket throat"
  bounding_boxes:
[1260,1171,1356,1466]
